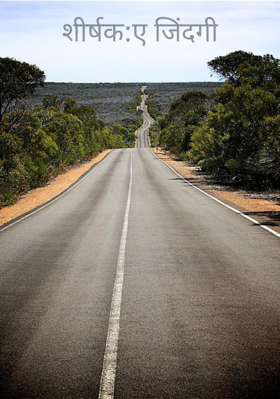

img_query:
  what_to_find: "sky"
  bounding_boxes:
[0,1,280,82]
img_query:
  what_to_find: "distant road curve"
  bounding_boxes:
[137,85,154,148]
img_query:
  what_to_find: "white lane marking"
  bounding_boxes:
[98,151,133,399]
[0,151,113,233]
[150,149,280,239]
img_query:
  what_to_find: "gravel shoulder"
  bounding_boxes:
[0,149,112,227]
[152,147,280,232]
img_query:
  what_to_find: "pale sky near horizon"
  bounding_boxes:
[0,1,279,82]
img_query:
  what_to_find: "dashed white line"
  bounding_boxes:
[98,151,133,399]
[151,149,280,239]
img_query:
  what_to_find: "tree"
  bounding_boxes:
[43,95,64,111]
[0,57,45,125]
[208,50,280,88]
[159,91,209,154]
[207,51,262,83]
[191,51,280,186]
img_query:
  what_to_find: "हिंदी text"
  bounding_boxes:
[63,16,218,47]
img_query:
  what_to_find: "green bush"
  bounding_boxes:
[0,96,137,208]
[156,51,280,188]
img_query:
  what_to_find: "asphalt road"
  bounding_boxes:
[0,145,280,399]
[137,86,154,148]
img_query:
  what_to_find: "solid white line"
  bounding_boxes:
[0,151,113,233]
[98,151,133,399]
[150,149,280,239]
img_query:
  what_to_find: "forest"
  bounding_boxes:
[149,51,280,189]
[0,58,139,208]
[31,82,143,125]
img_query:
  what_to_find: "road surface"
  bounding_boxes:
[137,86,154,148]
[0,100,280,399]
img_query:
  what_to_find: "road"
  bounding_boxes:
[0,99,280,399]
[137,86,154,148]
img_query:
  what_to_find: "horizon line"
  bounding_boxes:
[43,80,221,84]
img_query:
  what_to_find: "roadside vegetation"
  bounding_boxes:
[150,51,280,189]
[146,82,221,114]
[145,93,162,120]
[31,82,143,127]
[0,58,137,208]
[2,51,279,208]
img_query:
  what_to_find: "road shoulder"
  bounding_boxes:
[152,147,280,234]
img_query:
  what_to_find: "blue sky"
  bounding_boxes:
[0,1,280,82]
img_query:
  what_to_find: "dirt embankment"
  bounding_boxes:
[0,150,112,227]
[153,147,280,231]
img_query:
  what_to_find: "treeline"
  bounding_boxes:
[150,51,280,188]
[30,82,144,126]
[0,58,136,208]
[145,93,162,120]
[124,88,143,128]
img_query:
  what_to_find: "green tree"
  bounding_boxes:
[189,51,280,186]
[208,50,280,88]
[0,57,45,125]
[159,91,209,154]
